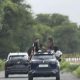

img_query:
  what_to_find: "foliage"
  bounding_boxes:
[67,64,79,72]
[60,59,70,70]
[0,59,5,71]
[35,13,69,27]
[73,66,80,77]
[60,59,80,75]
[35,14,51,26]
[53,23,80,53]
[50,13,69,26]
[0,0,34,58]
[33,24,53,43]
[0,0,80,58]
[35,13,80,53]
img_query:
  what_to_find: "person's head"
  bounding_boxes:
[34,38,40,43]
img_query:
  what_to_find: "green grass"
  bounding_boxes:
[60,58,80,77]
[0,59,5,71]
[67,64,79,72]
[73,66,80,77]
[60,58,70,71]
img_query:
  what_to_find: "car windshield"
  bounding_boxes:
[32,54,55,60]
[9,55,27,60]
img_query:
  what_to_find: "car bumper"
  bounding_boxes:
[29,69,59,77]
[5,65,29,74]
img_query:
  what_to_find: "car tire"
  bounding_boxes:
[56,72,60,80]
[5,72,9,78]
[28,74,33,80]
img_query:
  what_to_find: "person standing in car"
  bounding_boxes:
[32,38,40,54]
[47,37,54,50]
[27,38,40,60]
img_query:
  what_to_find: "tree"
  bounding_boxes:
[50,13,69,27]
[0,0,34,58]
[33,23,53,45]
[35,13,70,27]
[35,14,51,26]
[53,23,79,53]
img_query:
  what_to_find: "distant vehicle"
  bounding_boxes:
[28,53,60,80]
[5,52,29,78]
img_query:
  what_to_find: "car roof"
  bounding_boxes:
[7,52,28,61]
[9,52,28,56]
[34,53,54,56]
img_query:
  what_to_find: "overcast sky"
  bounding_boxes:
[26,0,80,25]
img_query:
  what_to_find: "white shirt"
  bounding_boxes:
[55,50,62,57]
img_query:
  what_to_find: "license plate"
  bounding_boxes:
[39,64,48,67]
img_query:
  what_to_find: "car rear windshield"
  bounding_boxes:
[32,54,55,60]
[9,55,27,60]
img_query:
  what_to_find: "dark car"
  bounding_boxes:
[28,52,60,80]
[5,52,29,78]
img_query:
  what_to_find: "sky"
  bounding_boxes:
[26,0,80,25]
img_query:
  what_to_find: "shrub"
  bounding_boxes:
[0,59,5,71]
[73,66,80,77]
[60,59,70,70]
[67,64,79,72]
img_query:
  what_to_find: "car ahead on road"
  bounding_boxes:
[5,52,29,78]
[28,53,60,80]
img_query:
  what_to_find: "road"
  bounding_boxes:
[0,71,80,80]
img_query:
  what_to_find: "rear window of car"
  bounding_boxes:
[9,55,27,60]
[32,54,55,60]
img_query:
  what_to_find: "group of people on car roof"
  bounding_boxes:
[27,37,62,60]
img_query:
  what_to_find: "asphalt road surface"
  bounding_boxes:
[0,71,80,80]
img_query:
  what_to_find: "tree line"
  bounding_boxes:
[0,0,80,58]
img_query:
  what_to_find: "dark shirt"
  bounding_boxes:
[33,41,39,52]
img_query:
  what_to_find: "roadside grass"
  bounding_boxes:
[0,59,5,71]
[67,64,79,72]
[60,58,70,71]
[73,66,80,78]
[60,58,80,77]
